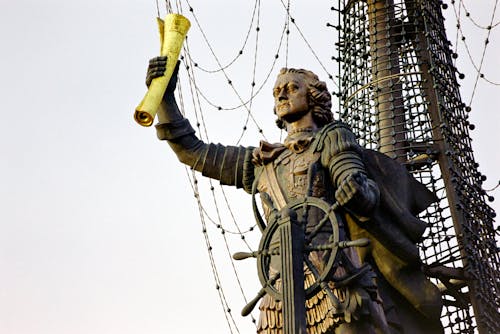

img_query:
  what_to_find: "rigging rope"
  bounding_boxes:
[186,0,260,74]
[449,0,500,103]
[277,0,339,89]
[182,42,256,333]
[285,0,291,67]
[467,0,499,104]
[189,168,242,334]
[184,1,268,140]
[236,0,262,145]
[166,1,262,329]
[457,0,500,30]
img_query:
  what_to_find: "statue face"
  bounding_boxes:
[273,73,309,121]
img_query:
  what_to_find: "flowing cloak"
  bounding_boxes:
[311,123,437,265]
[359,149,437,264]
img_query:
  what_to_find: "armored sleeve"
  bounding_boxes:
[315,122,366,186]
[156,119,255,192]
[315,122,379,218]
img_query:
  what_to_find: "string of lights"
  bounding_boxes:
[169,1,274,329]
[184,0,260,74]
[448,0,500,94]
[184,39,259,333]
[183,1,267,140]
[183,24,286,113]
[277,0,339,89]
[182,50,258,333]
[149,3,258,331]
[236,0,262,145]
[455,0,500,30]
[446,0,500,194]
[189,168,243,334]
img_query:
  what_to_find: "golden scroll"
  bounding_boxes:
[134,14,191,127]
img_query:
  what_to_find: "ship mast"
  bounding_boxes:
[337,0,499,332]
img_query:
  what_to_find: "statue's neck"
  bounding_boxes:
[285,111,318,134]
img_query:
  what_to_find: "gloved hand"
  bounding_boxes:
[145,56,180,96]
[335,171,379,217]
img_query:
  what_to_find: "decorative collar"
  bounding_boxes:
[284,128,318,153]
[252,141,287,166]
[287,127,315,136]
[252,128,318,165]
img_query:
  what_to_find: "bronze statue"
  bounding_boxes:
[146,57,443,333]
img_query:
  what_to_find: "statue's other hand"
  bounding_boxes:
[335,172,378,216]
[335,172,365,206]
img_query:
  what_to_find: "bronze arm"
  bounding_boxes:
[316,123,380,218]
[155,93,254,191]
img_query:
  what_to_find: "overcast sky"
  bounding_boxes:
[1,1,498,333]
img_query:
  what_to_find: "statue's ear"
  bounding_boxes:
[307,89,315,108]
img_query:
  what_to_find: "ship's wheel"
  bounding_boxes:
[235,196,370,316]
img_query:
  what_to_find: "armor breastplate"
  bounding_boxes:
[256,140,332,218]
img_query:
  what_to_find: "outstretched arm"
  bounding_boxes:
[146,57,255,190]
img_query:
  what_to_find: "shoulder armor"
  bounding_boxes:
[313,121,356,153]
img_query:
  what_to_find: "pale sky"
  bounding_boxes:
[1,1,498,333]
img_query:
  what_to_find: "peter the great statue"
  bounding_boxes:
[144,56,443,334]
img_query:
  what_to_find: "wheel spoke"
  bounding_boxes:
[306,210,330,242]
[303,256,342,309]
[300,199,309,224]
[241,272,281,316]
[303,255,322,282]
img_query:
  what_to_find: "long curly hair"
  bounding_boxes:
[274,68,333,130]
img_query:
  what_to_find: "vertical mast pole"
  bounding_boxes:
[367,0,408,161]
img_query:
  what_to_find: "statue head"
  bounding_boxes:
[273,68,333,130]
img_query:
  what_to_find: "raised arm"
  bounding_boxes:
[147,57,255,190]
